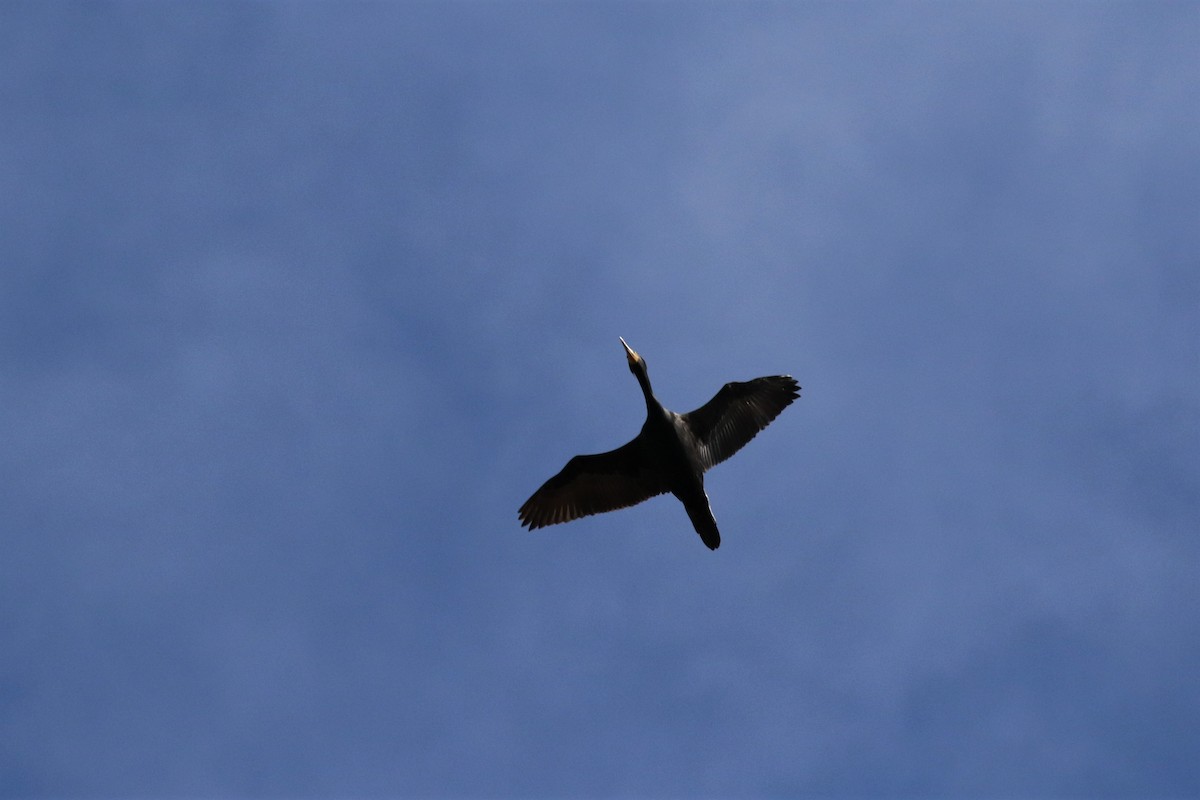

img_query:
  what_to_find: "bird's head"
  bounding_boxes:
[619,337,647,376]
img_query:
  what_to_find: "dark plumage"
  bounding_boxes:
[518,338,800,549]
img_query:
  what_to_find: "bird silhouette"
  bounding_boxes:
[518,338,799,549]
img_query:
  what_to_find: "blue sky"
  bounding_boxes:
[2,2,1198,796]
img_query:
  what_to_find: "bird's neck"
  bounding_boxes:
[634,369,659,414]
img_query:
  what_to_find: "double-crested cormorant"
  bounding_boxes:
[518,338,800,550]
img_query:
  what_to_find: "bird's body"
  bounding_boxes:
[518,338,799,549]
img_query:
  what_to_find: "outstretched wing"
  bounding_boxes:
[518,437,667,529]
[682,375,800,471]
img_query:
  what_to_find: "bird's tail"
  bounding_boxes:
[685,500,721,550]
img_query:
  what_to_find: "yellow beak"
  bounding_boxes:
[619,337,639,365]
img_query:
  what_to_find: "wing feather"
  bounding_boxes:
[518,437,667,529]
[682,376,800,471]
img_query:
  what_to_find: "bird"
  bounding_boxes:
[518,338,800,550]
